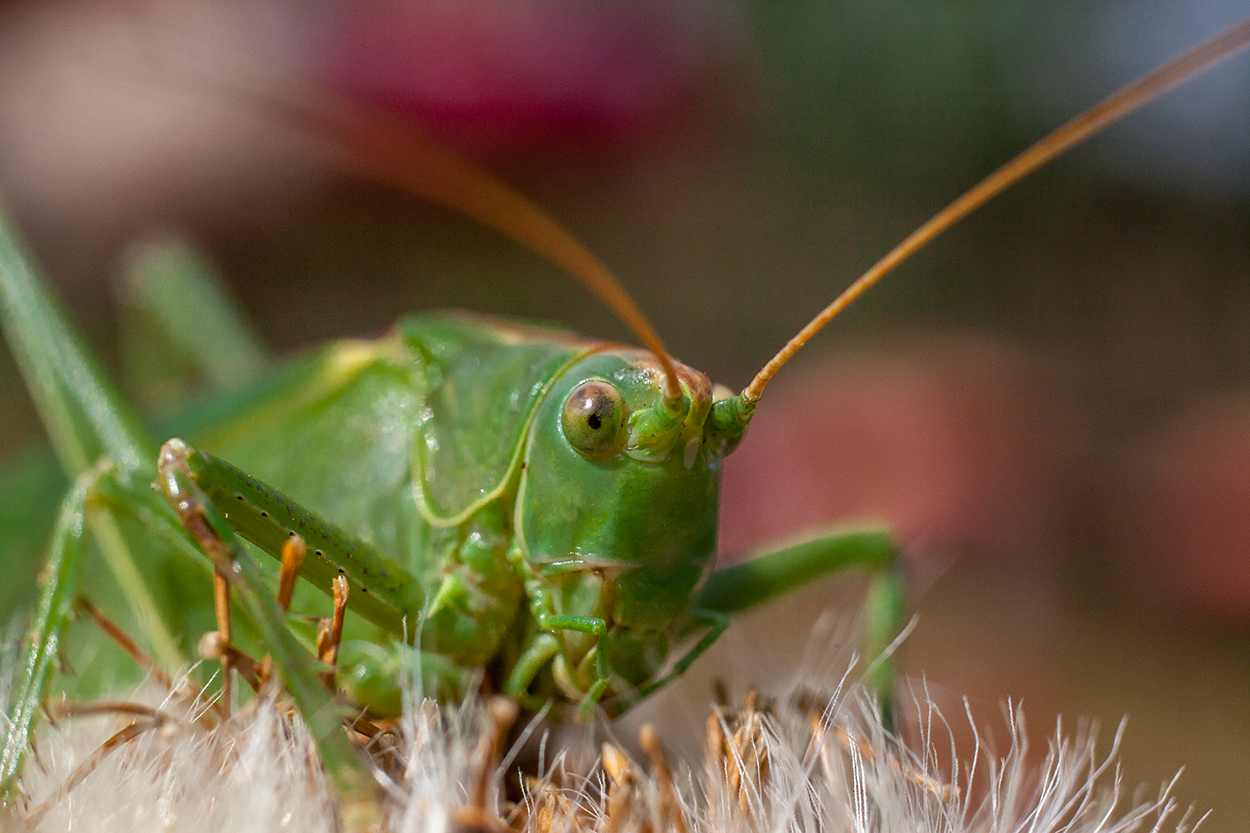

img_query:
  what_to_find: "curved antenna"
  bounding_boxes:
[311,104,683,405]
[298,101,685,406]
[744,16,1250,404]
[176,64,686,406]
[104,10,685,405]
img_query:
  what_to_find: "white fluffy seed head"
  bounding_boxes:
[1,619,1204,833]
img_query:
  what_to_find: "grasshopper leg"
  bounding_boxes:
[0,463,202,800]
[277,534,307,613]
[161,440,422,633]
[538,613,612,719]
[510,564,614,718]
[504,633,561,699]
[160,440,481,719]
[316,576,350,689]
[249,534,312,696]
[697,528,905,725]
[211,567,235,713]
[606,608,731,718]
[156,443,369,792]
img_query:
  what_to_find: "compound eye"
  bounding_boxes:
[561,380,625,458]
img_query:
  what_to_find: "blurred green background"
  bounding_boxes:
[0,0,1247,826]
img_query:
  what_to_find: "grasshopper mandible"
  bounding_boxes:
[0,14,1247,801]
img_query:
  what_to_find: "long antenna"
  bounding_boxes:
[300,100,686,407]
[110,7,687,404]
[743,17,1250,404]
[178,68,687,407]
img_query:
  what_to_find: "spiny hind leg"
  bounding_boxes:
[158,439,422,634]
[158,440,473,719]
[21,545,323,825]
[73,596,220,728]
[158,449,375,707]
[155,446,365,782]
[698,529,906,726]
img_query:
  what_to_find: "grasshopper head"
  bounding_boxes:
[515,349,752,698]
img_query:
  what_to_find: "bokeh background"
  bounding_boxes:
[0,0,1247,826]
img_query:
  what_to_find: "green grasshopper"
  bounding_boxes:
[1,15,1248,803]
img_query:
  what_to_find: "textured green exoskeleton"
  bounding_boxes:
[0,216,904,797]
[4,16,1243,804]
[153,312,904,719]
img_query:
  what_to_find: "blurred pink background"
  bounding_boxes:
[0,0,1246,825]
